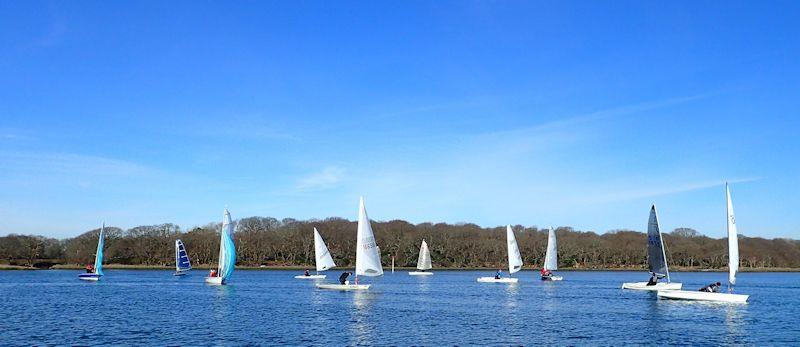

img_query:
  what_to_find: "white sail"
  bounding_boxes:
[507,225,523,274]
[727,183,739,286]
[544,227,558,271]
[416,239,432,271]
[314,227,336,272]
[217,209,236,281]
[355,197,383,277]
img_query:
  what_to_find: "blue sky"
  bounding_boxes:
[1,1,798,239]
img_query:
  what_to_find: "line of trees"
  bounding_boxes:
[2,218,799,269]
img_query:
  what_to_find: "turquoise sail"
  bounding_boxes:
[94,223,105,276]
[217,209,236,281]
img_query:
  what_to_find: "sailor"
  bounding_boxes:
[339,272,352,285]
[209,269,217,277]
[646,273,658,286]
[699,281,722,293]
[304,269,310,277]
[85,264,94,273]
[495,269,502,280]
[540,268,552,279]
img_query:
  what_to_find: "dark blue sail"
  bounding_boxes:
[175,239,192,271]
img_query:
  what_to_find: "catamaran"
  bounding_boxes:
[317,197,383,290]
[478,225,522,283]
[622,205,682,291]
[409,239,433,275]
[205,209,236,285]
[541,227,563,281]
[174,239,192,276]
[296,227,336,279]
[78,223,105,281]
[658,183,749,303]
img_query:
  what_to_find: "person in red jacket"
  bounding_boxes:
[540,267,552,278]
[85,264,94,273]
[209,269,217,277]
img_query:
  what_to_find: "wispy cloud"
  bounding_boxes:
[590,177,763,204]
[296,166,346,191]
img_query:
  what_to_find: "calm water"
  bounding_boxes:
[2,270,798,345]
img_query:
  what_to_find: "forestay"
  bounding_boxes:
[727,184,739,286]
[355,197,383,277]
[647,205,670,282]
[416,240,432,271]
[217,209,236,281]
[175,239,191,271]
[506,225,523,274]
[544,227,558,271]
[314,227,336,272]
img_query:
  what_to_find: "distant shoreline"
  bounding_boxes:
[2,264,798,272]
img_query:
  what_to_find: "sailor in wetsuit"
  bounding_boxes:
[699,281,722,293]
[339,272,352,284]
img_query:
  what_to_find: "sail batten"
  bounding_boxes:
[507,225,523,274]
[647,205,670,282]
[314,228,336,272]
[355,198,383,277]
[544,227,558,271]
[727,184,739,286]
[416,240,432,270]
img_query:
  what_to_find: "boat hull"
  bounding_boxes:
[622,282,682,291]
[78,273,101,281]
[477,277,518,283]
[205,277,227,285]
[657,290,749,303]
[173,271,188,276]
[294,275,327,279]
[316,283,370,290]
[541,275,563,281]
[408,271,433,276]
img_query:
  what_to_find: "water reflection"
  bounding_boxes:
[349,290,376,346]
[723,305,746,344]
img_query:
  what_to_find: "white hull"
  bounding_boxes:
[78,274,101,281]
[657,290,749,303]
[173,271,189,276]
[205,277,226,285]
[541,276,563,281]
[408,271,433,276]
[316,283,370,290]
[295,275,327,279]
[622,282,682,291]
[477,277,518,283]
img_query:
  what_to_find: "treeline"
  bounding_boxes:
[2,218,799,269]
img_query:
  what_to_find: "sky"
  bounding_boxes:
[1,1,798,239]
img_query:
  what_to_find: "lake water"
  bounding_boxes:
[2,270,798,345]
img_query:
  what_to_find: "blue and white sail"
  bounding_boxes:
[217,209,236,281]
[175,239,191,273]
[94,223,105,276]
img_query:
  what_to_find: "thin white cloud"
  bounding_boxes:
[296,166,346,191]
[589,177,763,204]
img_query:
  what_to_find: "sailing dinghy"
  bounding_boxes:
[296,228,336,279]
[409,239,433,275]
[174,239,192,276]
[317,197,383,290]
[478,225,522,283]
[78,223,105,281]
[540,227,563,281]
[658,184,749,303]
[205,209,236,285]
[622,205,682,291]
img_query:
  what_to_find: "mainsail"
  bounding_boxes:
[727,183,739,286]
[94,223,105,276]
[314,227,336,272]
[647,205,670,282]
[216,209,236,281]
[175,239,191,272]
[416,239,432,271]
[355,197,383,277]
[507,225,523,274]
[544,227,558,271]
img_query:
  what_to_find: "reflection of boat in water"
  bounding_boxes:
[658,184,749,303]
[478,226,522,283]
[623,205,682,291]
[296,228,336,279]
[78,223,105,282]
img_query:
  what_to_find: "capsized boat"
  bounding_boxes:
[540,227,563,281]
[205,209,236,285]
[622,205,682,291]
[317,197,383,290]
[174,239,192,276]
[478,225,522,283]
[409,239,433,276]
[658,184,749,303]
[296,227,336,279]
[79,223,105,281]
